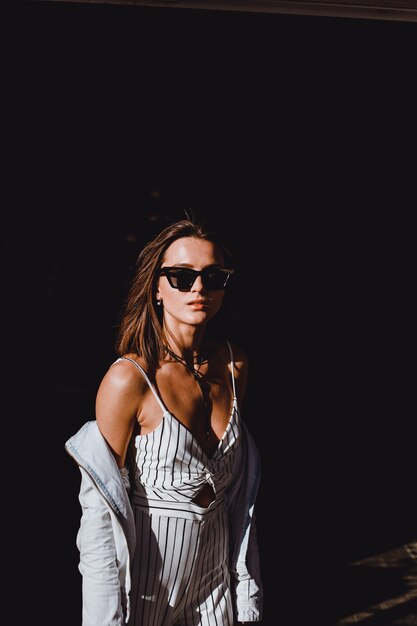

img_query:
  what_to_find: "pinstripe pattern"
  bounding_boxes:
[123,342,241,626]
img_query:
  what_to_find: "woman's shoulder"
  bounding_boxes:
[100,353,151,394]
[220,340,249,400]
[225,339,249,367]
[210,338,249,368]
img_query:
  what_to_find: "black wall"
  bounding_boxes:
[19,3,416,625]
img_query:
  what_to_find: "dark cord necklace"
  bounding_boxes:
[163,344,211,438]
[164,346,205,379]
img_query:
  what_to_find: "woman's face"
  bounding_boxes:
[156,237,228,328]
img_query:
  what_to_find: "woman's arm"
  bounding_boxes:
[95,358,147,467]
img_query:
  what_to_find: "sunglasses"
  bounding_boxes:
[158,266,234,291]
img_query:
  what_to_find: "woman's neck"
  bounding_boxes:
[163,323,206,359]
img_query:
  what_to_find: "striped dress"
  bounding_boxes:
[119,342,242,626]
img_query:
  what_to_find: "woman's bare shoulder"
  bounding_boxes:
[96,355,150,429]
[95,355,151,465]
[225,340,249,368]
[99,354,150,395]
[210,339,249,382]
[222,340,249,403]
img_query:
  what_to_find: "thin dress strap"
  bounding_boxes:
[114,357,166,414]
[225,340,237,400]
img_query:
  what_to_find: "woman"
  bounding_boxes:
[65,218,263,626]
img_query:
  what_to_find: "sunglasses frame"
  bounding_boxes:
[158,266,235,291]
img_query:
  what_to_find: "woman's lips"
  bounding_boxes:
[187,299,209,309]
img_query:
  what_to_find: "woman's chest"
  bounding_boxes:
[140,366,233,448]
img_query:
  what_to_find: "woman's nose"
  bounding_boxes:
[191,275,205,291]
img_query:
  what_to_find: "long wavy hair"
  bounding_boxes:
[115,219,233,371]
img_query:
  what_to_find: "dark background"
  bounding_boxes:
[17,2,416,625]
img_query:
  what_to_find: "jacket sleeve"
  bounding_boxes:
[227,428,263,622]
[76,467,127,626]
[231,510,263,622]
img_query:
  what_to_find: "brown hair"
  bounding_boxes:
[115,218,232,370]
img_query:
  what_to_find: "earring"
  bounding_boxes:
[156,299,162,306]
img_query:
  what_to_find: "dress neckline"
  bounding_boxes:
[135,397,239,463]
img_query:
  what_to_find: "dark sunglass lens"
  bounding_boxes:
[174,269,196,290]
[203,269,228,290]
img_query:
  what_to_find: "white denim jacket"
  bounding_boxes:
[65,420,263,625]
